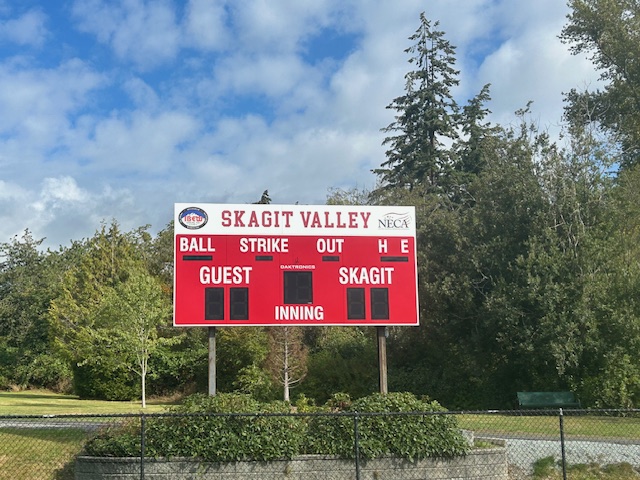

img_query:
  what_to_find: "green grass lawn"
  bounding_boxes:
[0,390,172,479]
[0,389,170,415]
[0,428,86,480]
[456,412,640,441]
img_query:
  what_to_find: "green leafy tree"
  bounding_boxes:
[95,267,173,407]
[387,111,591,408]
[561,0,640,167]
[451,84,501,204]
[49,221,157,400]
[0,231,71,389]
[576,163,640,407]
[216,327,274,398]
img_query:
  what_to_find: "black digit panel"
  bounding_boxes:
[230,287,249,320]
[205,287,224,320]
[284,271,313,304]
[347,288,366,319]
[370,288,389,320]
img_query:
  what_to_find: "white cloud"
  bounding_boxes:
[476,8,600,134]
[213,53,319,101]
[0,59,105,144]
[73,111,199,172]
[38,176,89,207]
[122,77,160,110]
[183,0,229,50]
[0,9,48,47]
[0,175,141,246]
[0,180,30,243]
[72,0,181,69]
[228,0,342,54]
[0,179,27,200]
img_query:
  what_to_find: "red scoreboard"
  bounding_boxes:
[173,203,418,327]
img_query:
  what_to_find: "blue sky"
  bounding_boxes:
[0,0,600,249]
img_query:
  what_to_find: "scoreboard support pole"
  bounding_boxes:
[208,327,217,396]
[377,326,388,394]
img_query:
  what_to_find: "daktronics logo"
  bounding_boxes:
[378,212,412,230]
[178,207,208,230]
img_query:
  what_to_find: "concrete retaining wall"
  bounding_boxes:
[75,447,508,479]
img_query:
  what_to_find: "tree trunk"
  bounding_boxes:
[141,360,147,409]
[283,339,290,402]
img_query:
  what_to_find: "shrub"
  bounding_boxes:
[305,392,469,460]
[86,393,305,462]
[83,392,469,461]
[84,420,141,457]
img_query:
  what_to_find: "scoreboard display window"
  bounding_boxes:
[173,204,419,327]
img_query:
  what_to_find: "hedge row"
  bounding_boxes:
[84,392,469,461]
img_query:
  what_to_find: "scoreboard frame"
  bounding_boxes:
[173,203,419,327]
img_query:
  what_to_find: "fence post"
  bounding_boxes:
[140,414,146,480]
[559,408,567,480]
[353,412,361,480]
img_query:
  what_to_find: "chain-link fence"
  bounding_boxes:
[1,409,639,480]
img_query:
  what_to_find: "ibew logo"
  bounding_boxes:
[378,212,412,230]
[179,207,208,230]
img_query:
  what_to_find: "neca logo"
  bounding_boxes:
[378,212,411,230]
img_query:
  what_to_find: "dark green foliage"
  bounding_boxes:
[374,12,494,200]
[14,353,72,392]
[375,13,461,193]
[84,392,469,461]
[85,420,142,457]
[301,327,378,403]
[147,330,208,396]
[73,364,140,401]
[303,392,469,460]
[86,393,303,461]
[216,328,275,398]
[0,231,72,390]
[306,393,469,460]
[146,394,302,461]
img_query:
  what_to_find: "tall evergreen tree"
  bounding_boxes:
[375,13,460,193]
[374,13,494,204]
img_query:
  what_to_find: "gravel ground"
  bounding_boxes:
[483,437,640,474]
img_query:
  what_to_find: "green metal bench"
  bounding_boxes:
[517,391,581,409]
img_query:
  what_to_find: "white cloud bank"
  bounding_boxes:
[0,0,600,248]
